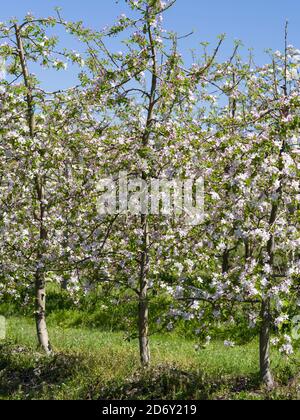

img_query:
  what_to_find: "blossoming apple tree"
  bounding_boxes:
[164,41,300,388]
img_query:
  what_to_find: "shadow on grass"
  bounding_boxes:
[93,364,261,400]
[2,341,299,400]
[0,342,82,399]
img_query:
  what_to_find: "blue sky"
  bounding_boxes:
[1,0,300,89]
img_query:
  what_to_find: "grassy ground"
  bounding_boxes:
[0,316,300,400]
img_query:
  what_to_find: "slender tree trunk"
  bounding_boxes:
[259,27,288,388]
[259,203,278,388]
[138,292,150,366]
[35,269,52,354]
[35,177,52,354]
[136,14,157,367]
[258,38,288,383]
[259,298,274,389]
[15,24,51,354]
[138,214,150,367]
[222,249,229,274]
[244,238,250,262]
[61,279,68,291]
[139,296,151,367]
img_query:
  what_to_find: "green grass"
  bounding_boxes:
[0,316,300,400]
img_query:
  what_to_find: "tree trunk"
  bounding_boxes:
[61,278,68,291]
[138,214,151,367]
[136,17,157,368]
[222,249,229,274]
[15,24,52,355]
[35,269,52,354]
[259,31,288,389]
[259,298,274,389]
[138,292,150,367]
[259,202,278,389]
[35,178,52,354]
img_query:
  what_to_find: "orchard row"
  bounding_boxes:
[1,1,300,389]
